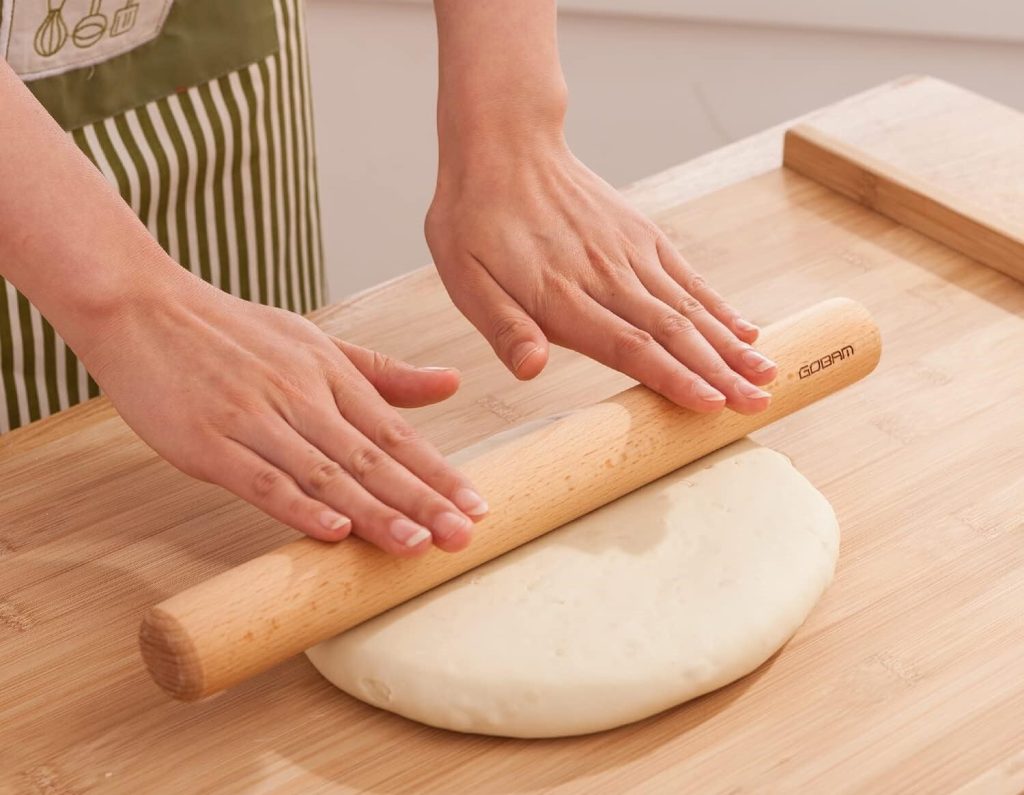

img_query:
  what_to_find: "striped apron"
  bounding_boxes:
[0,0,325,433]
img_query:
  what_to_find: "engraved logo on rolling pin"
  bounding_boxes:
[798,345,855,379]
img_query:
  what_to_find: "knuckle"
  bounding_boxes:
[637,219,662,240]
[216,391,265,427]
[347,446,386,480]
[491,314,534,350]
[675,294,706,317]
[331,387,352,415]
[532,275,574,316]
[418,462,461,496]
[685,273,710,295]
[527,276,563,318]
[371,350,395,378]
[613,228,644,264]
[423,204,440,236]
[287,496,309,519]
[265,370,307,403]
[307,459,347,494]
[544,274,575,300]
[429,462,459,485]
[251,467,282,498]
[375,417,419,448]
[584,244,626,283]
[655,312,695,338]
[423,203,450,250]
[714,298,737,319]
[613,326,656,359]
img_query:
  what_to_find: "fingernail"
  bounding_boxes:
[696,382,726,402]
[419,366,454,372]
[390,519,432,548]
[736,318,759,334]
[736,379,771,399]
[512,342,540,372]
[740,348,776,373]
[433,511,471,540]
[320,511,351,532]
[454,487,489,517]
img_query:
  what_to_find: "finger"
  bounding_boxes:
[235,418,437,557]
[210,439,354,543]
[442,257,549,379]
[550,296,727,412]
[634,262,777,387]
[303,400,476,553]
[335,375,488,526]
[656,235,760,344]
[599,280,771,415]
[335,340,461,408]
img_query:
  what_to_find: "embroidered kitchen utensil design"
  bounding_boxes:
[110,0,139,37]
[33,0,70,56]
[71,0,107,48]
[3,0,173,80]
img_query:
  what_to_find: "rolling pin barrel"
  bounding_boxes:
[140,297,881,701]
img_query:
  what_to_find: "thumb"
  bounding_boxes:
[440,263,549,380]
[335,340,460,408]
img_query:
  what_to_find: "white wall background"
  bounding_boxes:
[305,0,1024,300]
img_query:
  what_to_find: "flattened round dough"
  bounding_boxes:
[306,435,838,738]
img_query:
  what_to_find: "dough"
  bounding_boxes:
[306,431,839,738]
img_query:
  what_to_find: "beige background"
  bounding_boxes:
[306,0,1024,299]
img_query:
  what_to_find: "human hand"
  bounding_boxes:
[80,271,487,556]
[426,142,776,414]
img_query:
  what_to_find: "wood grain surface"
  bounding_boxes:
[2,76,1023,794]
[784,78,1024,284]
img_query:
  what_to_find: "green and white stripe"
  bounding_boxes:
[0,0,324,433]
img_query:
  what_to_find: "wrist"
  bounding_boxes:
[437,78,569,174]
[50,242,197,367]
[432,0,567,175]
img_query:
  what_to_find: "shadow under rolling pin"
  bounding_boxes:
[140,297,882,701]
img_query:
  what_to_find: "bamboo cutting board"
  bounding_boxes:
[2,77,1023,794]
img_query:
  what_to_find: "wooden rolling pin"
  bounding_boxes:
[141,297,881,701]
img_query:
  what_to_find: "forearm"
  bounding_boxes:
[0,60,188,361]
[432,0,568,169]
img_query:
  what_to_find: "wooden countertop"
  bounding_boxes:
[2,76,1022,794]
